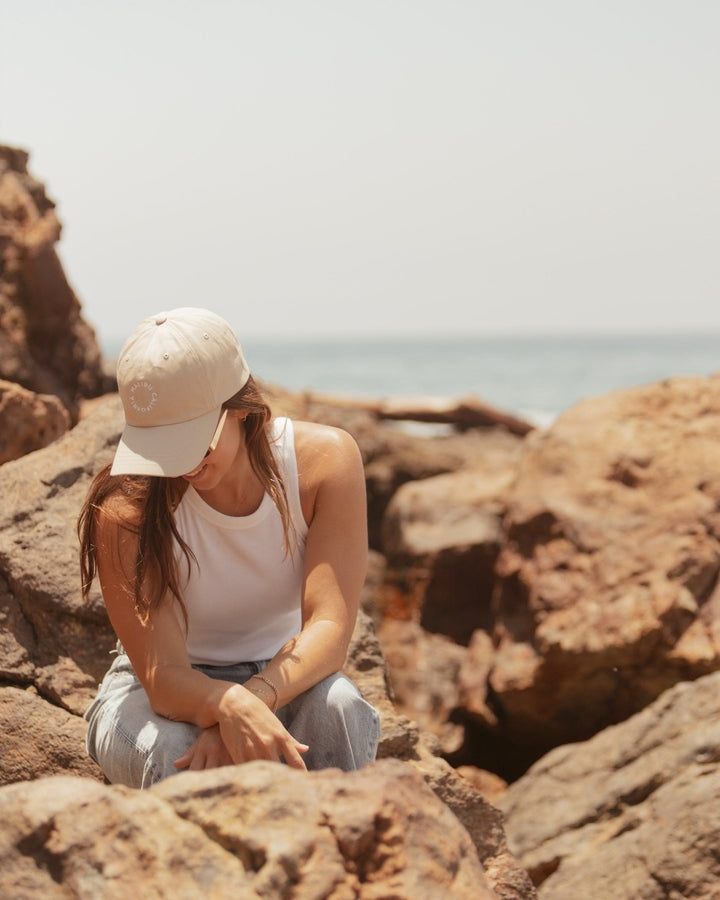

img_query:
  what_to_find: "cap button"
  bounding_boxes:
[155,316,167,325]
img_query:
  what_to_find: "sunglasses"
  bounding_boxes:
[204,409,228,458]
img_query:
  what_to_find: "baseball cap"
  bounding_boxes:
[111,307,250,477]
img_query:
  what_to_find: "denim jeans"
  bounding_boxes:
[84,649,381,789]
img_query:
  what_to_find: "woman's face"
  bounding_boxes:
[180,409,245,487]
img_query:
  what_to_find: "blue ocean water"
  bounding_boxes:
[105,334,720,428]
[240,334,720,426]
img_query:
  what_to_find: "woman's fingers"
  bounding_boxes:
[174,726,233,770]
[282,740,310,770]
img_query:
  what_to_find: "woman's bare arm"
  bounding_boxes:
[94,496,307,767]
[245,422,368,707]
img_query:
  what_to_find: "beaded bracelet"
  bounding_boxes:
[248,673,279,712]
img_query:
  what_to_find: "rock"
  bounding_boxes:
[0,761,494,899]
[0,394,120,723]
[498,670,720,899]
[483,375,720,773]
[381,467,516,644]
[267,382,525,551]
[346,582,535,899]
[158,760,495,898]
[306,391,535,435]
[0,392,532,898]
[0,145,113,422]
[456,766,509,808]
[0,774,254,898]
[0,686,102,785]
[0,378,70,463]
[373,618,467,753]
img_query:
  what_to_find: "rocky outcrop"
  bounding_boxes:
[481,376,720,771]
[307,391,535,435]
[0,393,534,899]
[0,396,118,718]
[0,686,101,784]
[0,145,112,422]
[0,761,493,899]
[499,670,720,898]
[381,466,517,644]
[0,377,70,464]
[355,374,720,783]
[10,148,720,896]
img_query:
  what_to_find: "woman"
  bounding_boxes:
[78,307,380,788]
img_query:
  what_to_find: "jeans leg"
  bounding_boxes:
[85,655,381,784]
[276,673,381,771]
[84,652,201,789]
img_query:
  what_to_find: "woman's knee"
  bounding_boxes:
[283,674,381,770]
[85,672,200,788]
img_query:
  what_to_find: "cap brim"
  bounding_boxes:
[111,406,222,477]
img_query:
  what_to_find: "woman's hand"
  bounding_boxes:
[217,684,309,769]
[174,724,233,771]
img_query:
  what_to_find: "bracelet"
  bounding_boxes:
[248,674,279,712]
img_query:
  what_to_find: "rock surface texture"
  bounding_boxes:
[483,376,720,773]
[0,389,533,898]
[0,761,494,899]
[499,670,720,898]
[0,145,112,422]
[9,146,720,899]
[0,378,70,464]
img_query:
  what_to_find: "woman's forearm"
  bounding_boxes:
[249,617,351,709]
[145,663,235,727]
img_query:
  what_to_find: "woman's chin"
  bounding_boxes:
[182,462,208,482]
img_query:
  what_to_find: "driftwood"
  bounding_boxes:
[306,392,535,436]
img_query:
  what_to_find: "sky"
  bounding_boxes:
[2,1,719,349]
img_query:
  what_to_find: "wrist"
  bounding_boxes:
[246,673,279,712]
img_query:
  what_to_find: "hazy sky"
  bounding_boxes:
[3,1,719,347]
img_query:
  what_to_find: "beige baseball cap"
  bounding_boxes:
[111,307,250,477]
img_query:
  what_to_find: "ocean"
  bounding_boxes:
[240,333,720,427]
[104,334,720,428]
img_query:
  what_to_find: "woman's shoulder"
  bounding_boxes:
[96,484,143,531]
[289,419,364,485]
[290,419,361,458]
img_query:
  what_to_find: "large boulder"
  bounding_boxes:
[461,375,720,774]
[0,760,493,899]
[0,395,120,720]
[344,585,535,898]
[0,145,113,421]
[499,670,720,899]
[381,465,518,644]
[0,685,101,783]
[0,377,70,464]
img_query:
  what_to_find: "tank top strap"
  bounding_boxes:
[270,417,309,539]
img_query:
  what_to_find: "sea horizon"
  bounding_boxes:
[101,331,720,428]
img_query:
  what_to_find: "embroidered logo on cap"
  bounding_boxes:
[129,380,159,413]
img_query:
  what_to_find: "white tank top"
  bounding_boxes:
[172,417,308,665]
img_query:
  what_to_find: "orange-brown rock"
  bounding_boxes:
[482,375,720,772]
[381,465,518,644]
[0,396,119,719]
[0,377,70,463]
[306,390,535,435]
[0,393,534,899]
[0,761,495,899]
[0,145,113,422]
[0,686,102,784]
[269,383,525,551]
[499,670,720,899]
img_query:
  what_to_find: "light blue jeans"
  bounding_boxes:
[84,649,381,789]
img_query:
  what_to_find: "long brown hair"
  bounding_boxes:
[78,377,292,626]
